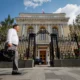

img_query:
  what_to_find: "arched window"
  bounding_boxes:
[27,26,34,33]
[52,26,58,34]
[39,26,46,40]
[27,26,34,37]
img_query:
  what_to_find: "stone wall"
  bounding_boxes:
[53,59,80,67]
[0,60,34,68]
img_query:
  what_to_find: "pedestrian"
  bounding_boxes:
[5,24,21,75]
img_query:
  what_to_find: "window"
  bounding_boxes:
[40,34,46,40]
[52,26,58,34]
[39,26,46,40]
[27,26,34,37]
[52,28,57,34]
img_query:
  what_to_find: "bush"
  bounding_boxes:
[74,49,79,58]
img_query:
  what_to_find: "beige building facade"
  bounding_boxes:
[16,13,70,64]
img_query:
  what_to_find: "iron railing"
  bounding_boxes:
[0,36,80,60]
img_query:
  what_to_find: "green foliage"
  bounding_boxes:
[69,14,80,41]
[75,14,80,30]
[1,15,14,27]
[0,15,14,43]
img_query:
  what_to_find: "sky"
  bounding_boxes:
[0,0,80,24]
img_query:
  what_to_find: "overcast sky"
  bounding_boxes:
[0,0,80,24]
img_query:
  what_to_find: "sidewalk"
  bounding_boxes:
[0,66,80,80]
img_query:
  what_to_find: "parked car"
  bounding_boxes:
[34,58,44,65]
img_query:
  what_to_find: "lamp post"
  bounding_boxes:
[50,34,54,67]
[56,35,60,59]
[50,27,60,67]
[27,33,36,61]
[52,27,60,59]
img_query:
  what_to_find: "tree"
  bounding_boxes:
[69,14,80,41]
[1,15,14,27]
[73,14,80,41]
[69,24,74,40]
[0,15,14,42]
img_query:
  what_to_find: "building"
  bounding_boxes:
[16,13,70,64]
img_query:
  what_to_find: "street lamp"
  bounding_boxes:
[27,33,36,60]
[50,27,60,67]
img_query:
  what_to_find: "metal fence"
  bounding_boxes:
[0,37,80,60]
[0,40,28,60]
[58,37,79,59]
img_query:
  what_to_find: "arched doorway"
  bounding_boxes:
[36,26,50,64]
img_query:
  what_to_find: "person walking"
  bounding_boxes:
[6,24,21,75]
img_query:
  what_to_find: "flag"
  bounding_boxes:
[42,9,45,14]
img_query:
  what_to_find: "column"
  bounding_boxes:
[47,25,49,33]
[37,50,40,59]
[58,24,64,37]
[26,24,28,37]
[22,24,26,36]
[48,24,51,42]
[61,24,64,37]
[36,24,38,33]
[46,49,50,65]
[58,24,61,37]
[36,24,38,42]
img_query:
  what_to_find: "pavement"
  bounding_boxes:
[0,65,80,80]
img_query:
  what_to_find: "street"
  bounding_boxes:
[0,66,80,80]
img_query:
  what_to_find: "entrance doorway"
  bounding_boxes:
[40,51,46,64]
